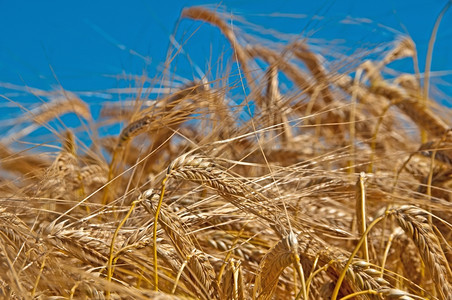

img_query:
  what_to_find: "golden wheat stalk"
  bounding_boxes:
[355,172,369,262]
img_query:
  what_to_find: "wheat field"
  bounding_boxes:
[0,6,451,300]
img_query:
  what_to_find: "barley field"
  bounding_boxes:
[0,5,451,300]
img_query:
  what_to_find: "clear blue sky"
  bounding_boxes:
[1,0,451,106]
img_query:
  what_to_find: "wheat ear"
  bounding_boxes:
[253,231,306,300]
[392,206,452,300]
[102,115,153,205]
[142,189,219,299]
[182,7,254,92]
[370,80,450,138]
[32,91,91,124]
[292,42,333,105]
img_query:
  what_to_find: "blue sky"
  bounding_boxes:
[1,0,451,107]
